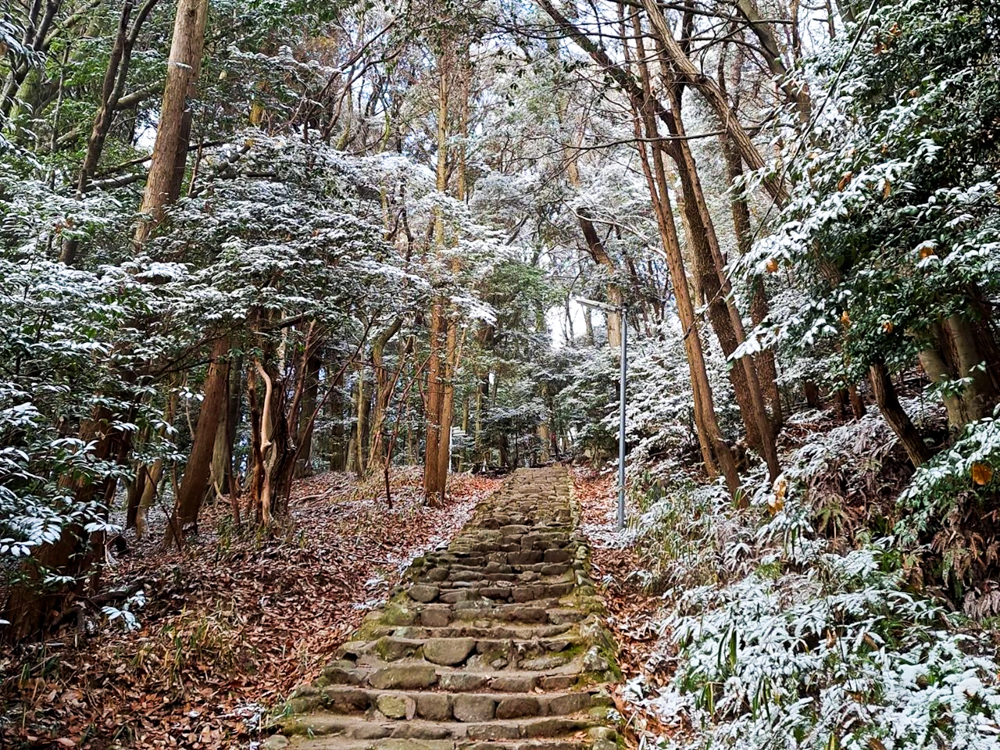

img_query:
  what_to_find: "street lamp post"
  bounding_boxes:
[617,304,627,530]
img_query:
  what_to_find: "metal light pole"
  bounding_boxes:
[617,304,627,530]
[571,297,628,530]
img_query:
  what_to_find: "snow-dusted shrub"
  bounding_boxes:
[627,480,755,592]
[658,543,1000,750]
[896,412,1000,614]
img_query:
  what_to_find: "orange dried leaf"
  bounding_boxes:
[841,310,851,327]
[766,258,779,273]
[837,171,853,191]
[882,181,892,199]
[972,463,993,486]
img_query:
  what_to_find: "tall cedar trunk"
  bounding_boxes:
[134,0,208,243]
[722,136,784,430]
[295,353,322,478]
[424,47,450,502]
[626,54,740,497]
[436,314,457,498]
[660,70,780,481]
[639,0,788,204]
[869,361,932,467]
[423,304,444,497]
[165,337,228,547]
[433,59,471,500]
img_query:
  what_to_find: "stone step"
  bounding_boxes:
[318,661,596,693]
[282,712,605,742]
[287,685,610,718]
[282,738,613,750]
[391,601,588,628]
[338,634,586,670]
[405,582,576,605]
[384,623,575,640]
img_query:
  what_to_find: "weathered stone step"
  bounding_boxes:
[392,601,589,627]
[288,685,610,718]
[338,632,581,662]
[406,582,576,605]
[281,736,611,749]
[317,661,597,691]
[383,623,575,640]
[283,712,605,742]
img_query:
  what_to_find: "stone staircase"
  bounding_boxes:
[268,465,623,750]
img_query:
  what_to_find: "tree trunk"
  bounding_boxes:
[722,135,784,430]
[2,406,121,642]
[869,361,932,467]
[295,353,322,478]
[424,47,451,502]
[640,0,788,204]
[658,52,780,481]
[367,320,403,473]
[165,337,228,547]
[134,0,208,243]
[627,60,740,497]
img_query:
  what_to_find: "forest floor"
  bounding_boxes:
[571,467,680,746]
[0,469,501,750]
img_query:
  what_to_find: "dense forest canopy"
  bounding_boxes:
[2,0,1000,747]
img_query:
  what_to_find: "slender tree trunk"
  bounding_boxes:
[869,361,932,467]
[295,353,322,478]
[640,0,788,204]
[722,136,784,430]
[165,337,228,547]
[628,66,740,497]
[658,60,780,481]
